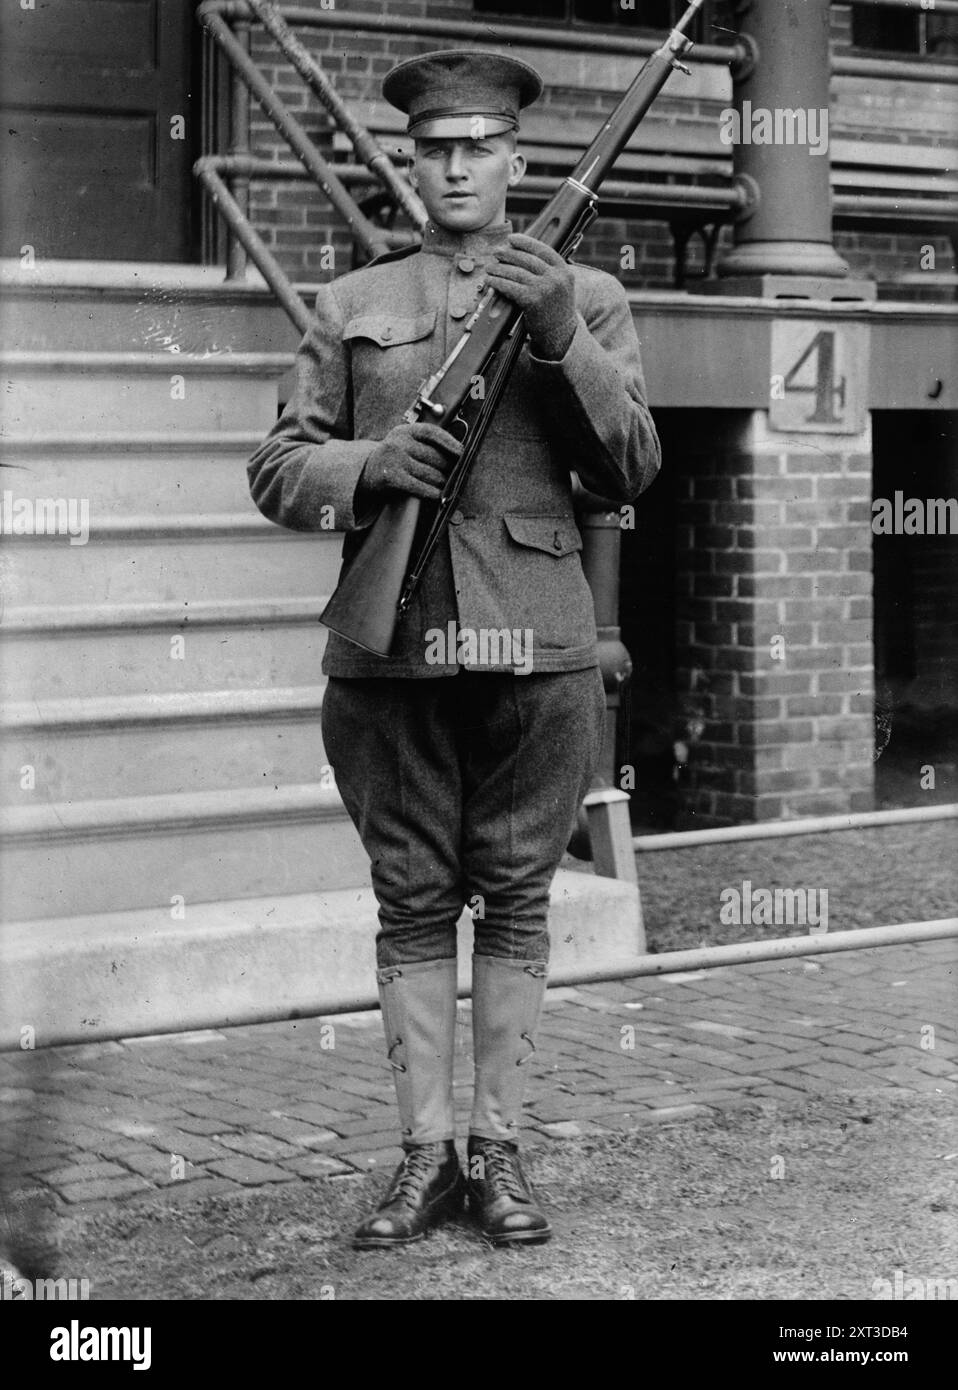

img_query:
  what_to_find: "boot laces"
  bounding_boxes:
[480,1143,527,1202]
[388,1145,442,1204]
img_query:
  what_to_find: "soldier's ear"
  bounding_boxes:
[507,151,526,188]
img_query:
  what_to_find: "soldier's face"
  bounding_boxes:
[411,134,526,232]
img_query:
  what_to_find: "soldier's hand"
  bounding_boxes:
[486,232,578,361]
[361,422,462,502]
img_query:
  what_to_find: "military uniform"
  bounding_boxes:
[247,49,660,1248]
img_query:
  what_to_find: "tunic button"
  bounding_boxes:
[457,256,476,274]
[380,327,393,341]
[450,510,465,525]
[553,531,562,550]
[449,306,468,320]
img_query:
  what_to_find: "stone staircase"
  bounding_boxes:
[0,346,359,913]
[0,267,641,1048]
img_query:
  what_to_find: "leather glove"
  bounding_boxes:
[485,232,578,361]
[359,422,462,504]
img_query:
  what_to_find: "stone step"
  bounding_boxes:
[0,686,330,801]
[0,783,365,921]
[0,516,341,607]
[0,599,328,699]
[0,262,303,354]
[0,871,643,1048]
[0,434,267,517]
[0,351,291,434]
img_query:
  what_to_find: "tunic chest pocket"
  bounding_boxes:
[344,312,437,418]
[504,513,583,558]
[343,311,437,351]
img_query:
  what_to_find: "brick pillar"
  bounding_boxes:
[675,411,875,826]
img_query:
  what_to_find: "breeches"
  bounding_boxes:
[321,667,606,966]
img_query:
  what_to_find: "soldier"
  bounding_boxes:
[248,49,660,1249]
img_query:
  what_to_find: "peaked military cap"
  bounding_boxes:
[382,49,543,140]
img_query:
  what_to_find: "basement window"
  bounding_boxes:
[849,3,958,57]
[472,0,709,41]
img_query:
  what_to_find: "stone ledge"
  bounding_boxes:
[0,871,642,1049]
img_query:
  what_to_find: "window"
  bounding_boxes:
[473,0,706,41]
[850,3,958,58]
[571,0,673,25]
[473,0,565,18]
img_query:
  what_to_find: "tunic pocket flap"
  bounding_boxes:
[343,311,437,347]
[504,513,583,558]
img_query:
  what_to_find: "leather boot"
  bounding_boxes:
[353,958,464,1248]
[466,955,551,1245]
[352,1140,465,1249]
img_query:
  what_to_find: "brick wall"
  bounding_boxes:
[670,412,875,826]
[231,0,956,298]
[622,407,958,829]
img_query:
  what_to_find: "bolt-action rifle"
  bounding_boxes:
[320,0,704,655]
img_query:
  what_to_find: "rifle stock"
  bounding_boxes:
[319,495,421,655]
[319,0,704,656]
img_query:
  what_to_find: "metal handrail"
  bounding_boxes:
[15,916,955,1047]
[196,148,956,315]
[194,157,310,334]
[242,0,427,232]
[194,155,415,332]
[199,6,392,260]
[203,0,743,65]
[204,0,958,78]
[195,0,958,332]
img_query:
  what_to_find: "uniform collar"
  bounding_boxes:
[420,219,513,259]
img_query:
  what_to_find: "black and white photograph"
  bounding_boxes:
[1,0,956,1339]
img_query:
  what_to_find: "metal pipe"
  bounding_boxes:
[9,917,956,1050]
[201,1,741,67]
[549,917,958,985]
[205,0,958,72]
[243,0,428,232]
[194,158,312,333]
[634,802,958,852]
[512,174,744,214]
[226,17,252,280]
[201,25,215,264]
[217,154,746,217]
[204,0,958,81]
[833,53,958,81]
[833,192,958,224]
[717,0,850,280]
[208,157,954,233]
[333,163,746,216]
[200,10,391,258]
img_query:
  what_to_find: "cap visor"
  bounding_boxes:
[410,115,517,140]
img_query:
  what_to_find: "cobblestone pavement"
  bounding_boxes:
[1,939,955,1214]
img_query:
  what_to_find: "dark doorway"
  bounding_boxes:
[0,0,197,262]
[872,411,958,809]
[619,407,680,829]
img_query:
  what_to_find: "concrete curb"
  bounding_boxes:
[1,870,643,1049]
